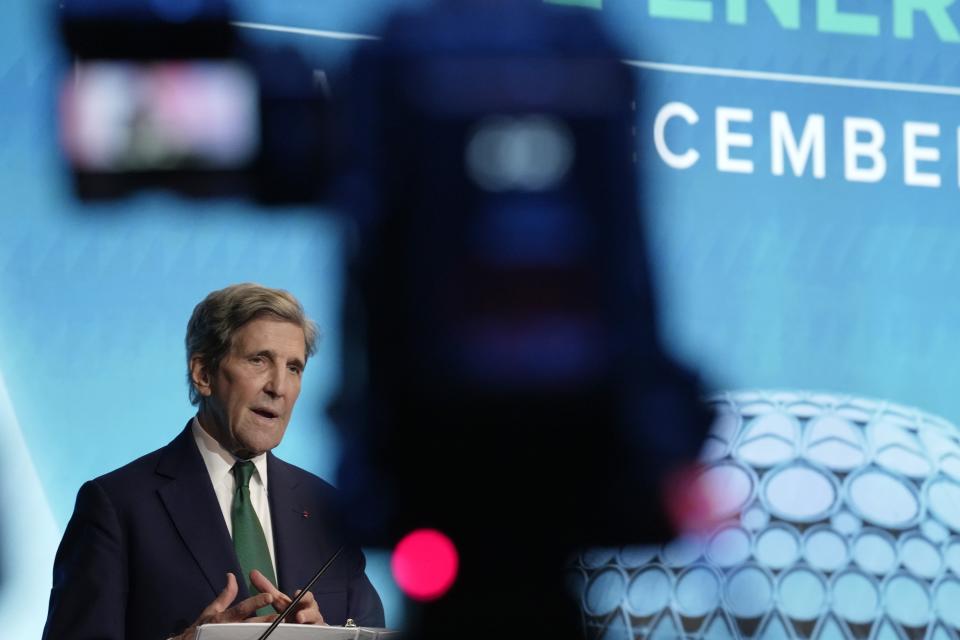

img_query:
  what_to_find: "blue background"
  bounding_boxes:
[2,0,960,637]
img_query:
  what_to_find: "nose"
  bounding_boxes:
[264,365,293,399]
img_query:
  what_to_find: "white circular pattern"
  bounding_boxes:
[940,455,960,481]
[875,445,932,478]
[926,476,960,533]
[883,573,932,627]
[830,510,862,536]
[778,567,827,621]
[921,518,950,543]
[763,462,838,522]
[882,408,916,429]
[847,467,920,529]
[944,538,960,576]
[852,529,898,576]
[584,568,625,616]
[805,414,866,471]
[869,420,932,477]
[701,437,729,463]
[582,547,617,569]
[576,391,960,639]
[898,534,942,579]
[741,504,769,531]
[617,545,657,568]
[660,536,704,568]
[803,526,849,572]
[706,526,751,568]
[705,412,736,459]
[933,577,960,629]
[754,525,800,569]
[675,566,721,618]
[712,410,741,441]
[831,570,880,624]
[701,462,756,519]
[724,565,773,619]
[624,567,670,617]
[737,412,798,467]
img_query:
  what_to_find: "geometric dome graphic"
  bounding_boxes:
[572,391,960,640]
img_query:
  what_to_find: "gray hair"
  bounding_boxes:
[185,283,319,406]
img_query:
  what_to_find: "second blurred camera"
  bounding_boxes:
[58,0,328,202]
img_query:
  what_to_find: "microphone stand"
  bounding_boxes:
[256,546,345,640]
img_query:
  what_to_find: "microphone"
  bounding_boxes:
[255,546,345,640]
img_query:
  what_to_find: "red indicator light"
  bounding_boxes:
[391,528,459,601]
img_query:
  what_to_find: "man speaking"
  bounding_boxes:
[42,283,384,640]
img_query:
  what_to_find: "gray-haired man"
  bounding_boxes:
[43,283,384,640]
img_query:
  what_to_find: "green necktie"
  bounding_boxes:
[231,461,277,615]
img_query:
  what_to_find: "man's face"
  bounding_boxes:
[197,317,307,458]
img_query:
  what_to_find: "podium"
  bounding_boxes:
[195,623,400,640]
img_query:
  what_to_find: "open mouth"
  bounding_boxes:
[251,408,279,420]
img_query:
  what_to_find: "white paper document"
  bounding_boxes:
[195,623,399,640]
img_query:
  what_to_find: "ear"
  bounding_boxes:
[189,355,214,398]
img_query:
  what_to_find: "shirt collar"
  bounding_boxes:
[191,416,269,490]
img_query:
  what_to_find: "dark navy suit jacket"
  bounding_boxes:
[42,424,384,640]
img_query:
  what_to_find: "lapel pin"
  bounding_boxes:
[302,510,310,519]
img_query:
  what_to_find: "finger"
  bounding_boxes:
[296,608,323,625]
[291,590,323,625]
[250,569,284,599]
[249,570,294,614]
[200,573,238,618]
[217,593,274,622]
[294,606,322,624]
[294,589,316,607]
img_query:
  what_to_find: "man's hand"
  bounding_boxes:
[174,573,276,640]
[251,569,326,625]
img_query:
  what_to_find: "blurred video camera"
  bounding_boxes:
[57,0,327,202]
[332,0,714,551]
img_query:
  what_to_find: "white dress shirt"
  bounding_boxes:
[191,417,277,576]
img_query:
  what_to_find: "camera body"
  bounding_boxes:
[58,0,327,202]
[332,0,713,551]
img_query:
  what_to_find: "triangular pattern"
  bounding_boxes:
[649,611,682,639]
[600,611,631,640]
[758,613,792,639]
[926,623,957,640]
[815,616,849,640]
[872,619,905,640]
[736,616,763,638]
[703,611,737,639]
[791,616,818,638]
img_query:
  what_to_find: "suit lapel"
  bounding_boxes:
[268,454,307,593]
[268,454,344,594]
[156,425,246,599]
